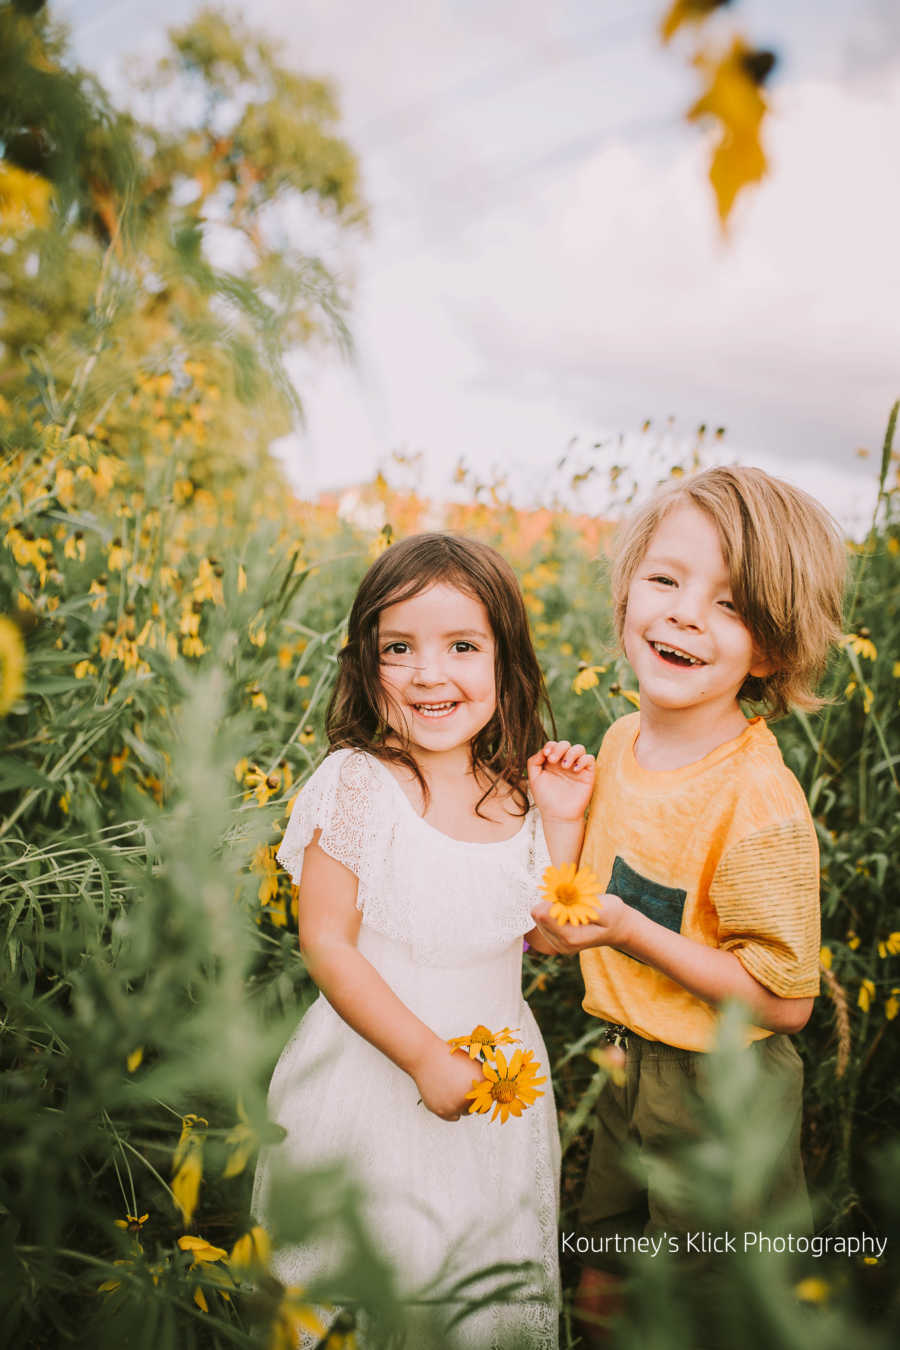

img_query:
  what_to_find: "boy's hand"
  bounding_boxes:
[527,740,595,822]
[413,1045,485,1122]
[530,893,631,956]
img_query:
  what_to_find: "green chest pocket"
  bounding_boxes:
[607,856,686,935]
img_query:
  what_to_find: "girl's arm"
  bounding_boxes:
[527,740,596,866]
[298,831,482,1119]
[529,897,813,1034]
[524,741,596,954]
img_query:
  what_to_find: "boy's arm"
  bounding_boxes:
[530,897,814,1034]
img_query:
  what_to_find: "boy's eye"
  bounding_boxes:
[648,574,675,586]
[718,599,736,612]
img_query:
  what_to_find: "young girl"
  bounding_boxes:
[252,534,592,1349]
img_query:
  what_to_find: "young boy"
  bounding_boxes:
[528,466,846,1344]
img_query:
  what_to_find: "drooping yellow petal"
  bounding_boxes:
[171,1115,208,1224]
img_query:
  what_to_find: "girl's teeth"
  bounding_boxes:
[416,702,456,716]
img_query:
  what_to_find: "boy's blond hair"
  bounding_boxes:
[610,466,847,718]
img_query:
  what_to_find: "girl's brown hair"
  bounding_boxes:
[326,533,554,813]
[610,466,847,719]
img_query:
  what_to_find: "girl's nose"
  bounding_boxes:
[410,656,446,683]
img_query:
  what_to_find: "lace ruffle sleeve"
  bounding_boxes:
[275,749,375,886]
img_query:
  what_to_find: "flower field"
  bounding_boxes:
[2,396,899,1347]
[2,6,899,1346]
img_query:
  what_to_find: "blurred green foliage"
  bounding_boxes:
[1,3,899,1347]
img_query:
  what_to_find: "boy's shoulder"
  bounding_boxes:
[596,711,640,758]
[594,714,810,831]
[731,719,810,823]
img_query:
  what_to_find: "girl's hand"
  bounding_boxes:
[413,1044,485,1122]
[530,892,631,956]
[527,741,595,823]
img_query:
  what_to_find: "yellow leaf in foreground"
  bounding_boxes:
[687,40,768,228]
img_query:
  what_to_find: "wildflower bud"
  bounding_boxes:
[192,600,203,613]
[24,529,35,541]
[112,536,122,547]
[610,683,621,694]
[96,574,108,585]
[104,620,117,634]
[265,774,279,790]
[124,603,135,615]
[858,626,870,638]
[213,566,224,577]
[577,660,588,670]
[75,531,83,539]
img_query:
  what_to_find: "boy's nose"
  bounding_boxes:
[666,595,705,630]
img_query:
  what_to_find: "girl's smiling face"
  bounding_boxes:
[623,502,771,723]
[377,583,497,759]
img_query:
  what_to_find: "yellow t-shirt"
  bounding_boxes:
[579,713,821,1051]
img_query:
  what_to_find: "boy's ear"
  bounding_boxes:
[748,648,774,679]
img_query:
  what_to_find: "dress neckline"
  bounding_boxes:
[364,752,529,848]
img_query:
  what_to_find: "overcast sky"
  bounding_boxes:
[59,0,900,529]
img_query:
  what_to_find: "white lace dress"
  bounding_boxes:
[252,749,561,1349]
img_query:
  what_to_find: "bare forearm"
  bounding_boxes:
[540,815,585,867]
[303,940,441,1076]
[620,910,812,1033]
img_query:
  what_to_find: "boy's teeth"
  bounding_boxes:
[652,642,702,666]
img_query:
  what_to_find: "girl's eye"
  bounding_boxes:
[451,641,476,653]
[381,642,409,656]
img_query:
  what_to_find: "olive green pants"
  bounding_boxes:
[577,1029,812,1273]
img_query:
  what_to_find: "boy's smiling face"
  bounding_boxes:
[623,502,771,723]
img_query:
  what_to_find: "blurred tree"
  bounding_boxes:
[0,2,366,489]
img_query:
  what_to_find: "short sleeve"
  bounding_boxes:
[712,818,821,998]
[275,750,373,886]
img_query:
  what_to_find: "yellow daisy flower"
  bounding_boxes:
[171,1114,208,1224]
[466,1047,546,1124]
[840,631,877,661]
[572,663,606,695]
[0,615,26,715]
[114,1212,149,1236]
[447,1025,520,1061]
[794,1277,830,1304]
[177,1233,231,1313]
[230,1224,271,1276]
[270,1287,327,1349]
[540,862,602,926]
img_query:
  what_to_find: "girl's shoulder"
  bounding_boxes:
[277,749,389,884]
